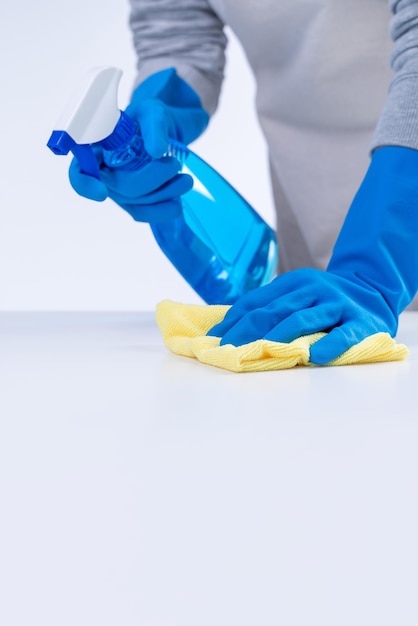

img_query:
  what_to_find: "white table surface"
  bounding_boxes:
[0,310,417,626]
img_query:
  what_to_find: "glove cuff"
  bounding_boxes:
[328,145,418,314]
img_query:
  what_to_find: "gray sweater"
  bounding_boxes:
[374,0,418,149]
[128,0,418,151]
[128,0,418,275]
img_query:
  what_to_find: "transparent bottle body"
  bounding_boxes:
[103,134,278,305]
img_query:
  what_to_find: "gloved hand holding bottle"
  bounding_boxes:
[207,146,418,363]
[69,67,209,222]
[48,65,278,304]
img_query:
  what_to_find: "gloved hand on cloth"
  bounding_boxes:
[69,68,208,222]
[207,146,418,365]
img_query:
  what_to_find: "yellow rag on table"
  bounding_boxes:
[155,300,409,373]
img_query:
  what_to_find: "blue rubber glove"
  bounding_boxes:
[69,68,209,223]
[207,146,418,364]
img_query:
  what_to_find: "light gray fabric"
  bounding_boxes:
[128,0,418,308]
[372,0,418,150]
[129,0,227,115]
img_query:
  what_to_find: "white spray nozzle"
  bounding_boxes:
[53,66,122,144]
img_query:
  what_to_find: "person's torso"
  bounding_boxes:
[209,0,392,130]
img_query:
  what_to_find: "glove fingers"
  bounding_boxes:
[308,313,392,364]
[140,172,193,203]
[134,99,170,158]
[209,271,323,340]
[108,173,193,207]
[308,324,370,365]
[214,307,278,346]
[127,97,208,149]
[263,304,342,345]
[69,157,108,202]
[219,300,339,347]
[172,108,209,144]
[101,156,182,197]
[119,199,183,223]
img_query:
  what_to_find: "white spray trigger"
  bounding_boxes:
[53,66,122,144]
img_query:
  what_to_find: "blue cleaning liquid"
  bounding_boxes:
[103,130,278,305]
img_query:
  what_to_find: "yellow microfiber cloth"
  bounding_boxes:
[155,300,409,373]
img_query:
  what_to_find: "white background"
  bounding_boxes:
[0,0,275,311]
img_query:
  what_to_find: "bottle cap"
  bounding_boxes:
[101,111,136,150]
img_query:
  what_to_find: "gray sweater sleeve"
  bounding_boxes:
[128,0,227,115]
[372,0,418,150]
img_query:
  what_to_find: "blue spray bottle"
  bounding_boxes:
[47,67,278,304]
